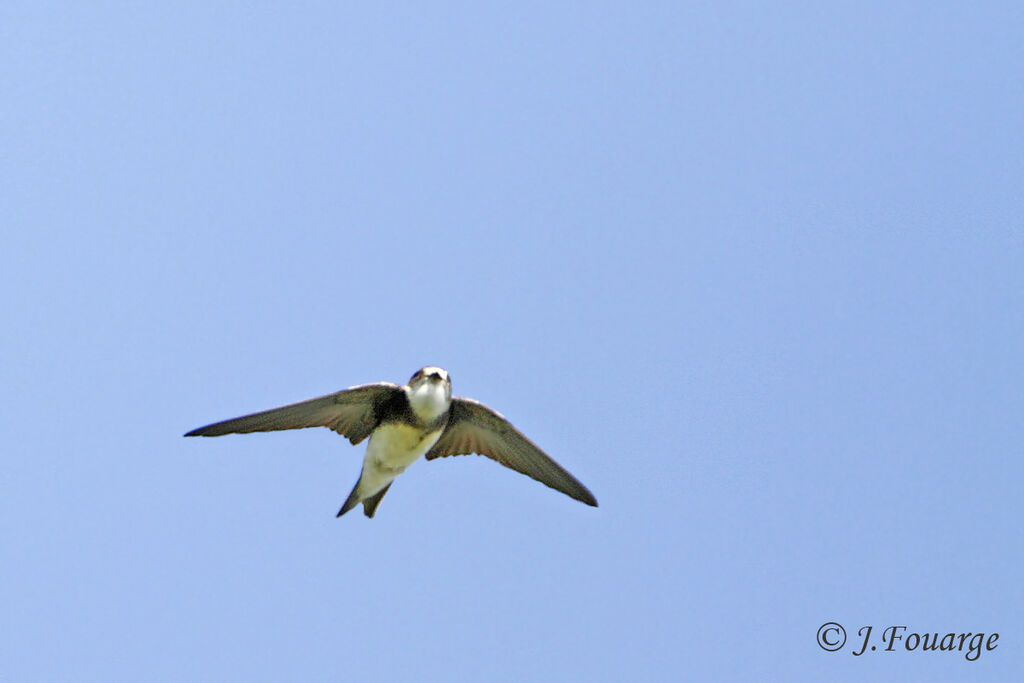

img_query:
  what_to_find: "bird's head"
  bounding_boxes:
[409,366,451,391]
[407,366,452,418]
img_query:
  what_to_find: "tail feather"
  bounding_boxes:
[362,482,393,519]
[336,480,362,518]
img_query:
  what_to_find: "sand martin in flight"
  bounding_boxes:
[185,367,598,518]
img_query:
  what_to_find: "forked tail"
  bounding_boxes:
[336,480,393,519]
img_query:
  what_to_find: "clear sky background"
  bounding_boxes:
[2,3,1022,681]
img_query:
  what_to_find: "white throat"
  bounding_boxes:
[407,381,450,422]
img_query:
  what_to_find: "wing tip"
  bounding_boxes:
[184,424,222,437]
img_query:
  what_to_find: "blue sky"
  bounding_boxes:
[2,2,1022,681]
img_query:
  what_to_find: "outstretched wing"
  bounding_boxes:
[184,382,405,445]
[426,398,598,506]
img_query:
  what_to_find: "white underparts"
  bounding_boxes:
[352,380,451,502]
[356,422,444,499]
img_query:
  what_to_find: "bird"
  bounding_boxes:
[184,367,598,518]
